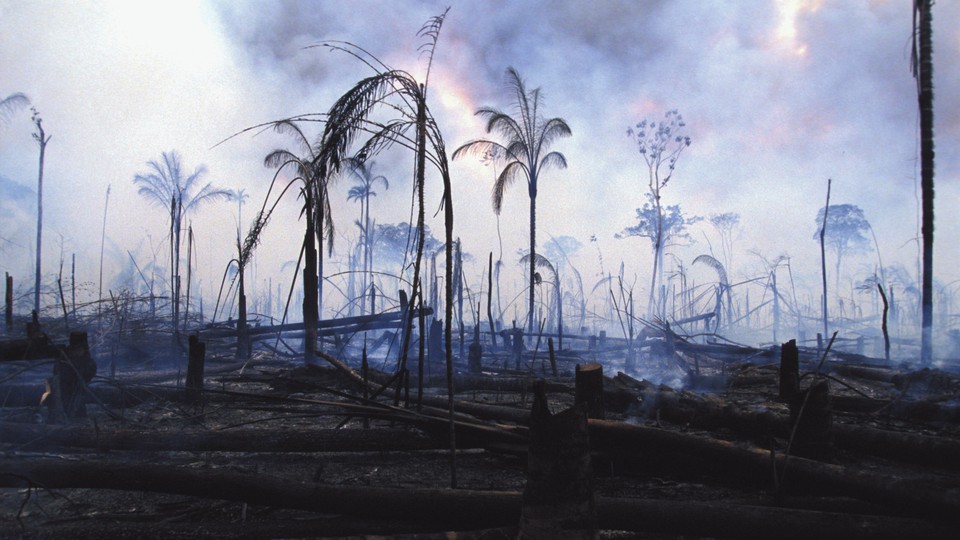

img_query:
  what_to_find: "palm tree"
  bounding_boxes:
[453,67,572,336]
[133,151,231,336]
[317,8,460,486]
[261,121,335,364]
[345,158,388,315]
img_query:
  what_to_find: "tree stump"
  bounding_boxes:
[575,363,605,420]
[185,334,205,403]
[779,339,799,401]
[520,380,597,539]
[4,273,11,332]
[55,331,97,419]
[790,379,834,460]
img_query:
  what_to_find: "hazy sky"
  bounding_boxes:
[0,0,957,322]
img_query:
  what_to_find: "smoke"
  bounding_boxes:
[0,1,957,353]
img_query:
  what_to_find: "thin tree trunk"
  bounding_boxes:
[442,166,457,489]
[303,192,318,364]
[33,120,48,316]
[820,179,831,339]
[487,252,497,348]
[97,186,110,325]
[878,283,890,363]
[184,226,192,331]
[528,192,537,336]
[397,89,427,402]
[916,0,935,365]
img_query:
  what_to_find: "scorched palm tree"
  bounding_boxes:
[261,121,335,364]
[133,151,231,337]
[453,67,571,337]
[316,8,460,487]
[345,158,388,315]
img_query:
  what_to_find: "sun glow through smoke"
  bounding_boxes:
[774,0,824,57]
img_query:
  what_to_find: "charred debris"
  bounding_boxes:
[1,291,959,539]
[2,4,955,539]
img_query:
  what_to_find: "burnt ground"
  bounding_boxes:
[1,323,960,539]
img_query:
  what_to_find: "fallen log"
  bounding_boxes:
[587,418,960,518]
[0,458,521,532]
[0,459,951,539]
[200,307,433,339]
[0,422,446,453]
[624,378,960,469]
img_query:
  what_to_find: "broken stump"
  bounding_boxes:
[780,339,799,401]
[520,380,597,539]
[185,334,205,403]
[575,363,605,420]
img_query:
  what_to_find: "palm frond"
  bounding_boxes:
[0,92,29,124]
[693,254,729,287]
[538,151,568,172]
[271,119,315,159]
[537,117,573,151]
[519,253,558,282]
[452,138,505,161]
[320,71,418,173]
[416,7,450,88]
[492,161,526,214]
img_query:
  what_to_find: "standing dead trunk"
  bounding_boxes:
[819,180,831,339]
[915,0,935,365]
[779,339,799,401]
[186,334,205,403]
[521,380,597,539]
[878,284,890,363]
[488,252,497,348]
[303,190,319,364]
[575,363,605,420]
[5,273,13,332]
[32,112,50,316]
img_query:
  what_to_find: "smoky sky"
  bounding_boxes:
[0,0,957,317]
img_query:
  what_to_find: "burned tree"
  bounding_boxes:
[625,110,692,319]
[453,67,572,338]
[812,203,872,294]
[617,193,700,319]
[260,121,336,363]
[132,151,231,340]
[345,158,389,316]
[316,8,460,487]
[30,107,49,317]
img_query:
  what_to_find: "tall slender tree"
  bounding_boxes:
[913,0,935,364]
[133,151,231,336]
[30,107,50,316]
[345,158,388,315]
[261,121,335,364]
[453,67,571,336]
[626,110,691,318]
[317,8,460,487]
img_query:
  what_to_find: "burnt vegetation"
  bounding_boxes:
[1,4,956,539]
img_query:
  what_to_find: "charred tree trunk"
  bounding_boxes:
[185,334,205,403]
[302,191,319,364]
[878,283,890,363]
[575,363,605,420]
[4,273,12,332]
[521,381,597,539]
[916,0,935,365]
[488,252,497,348]
[32,114,49,316]
[779,339,799,401]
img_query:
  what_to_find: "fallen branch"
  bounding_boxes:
[0,458,951,538]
